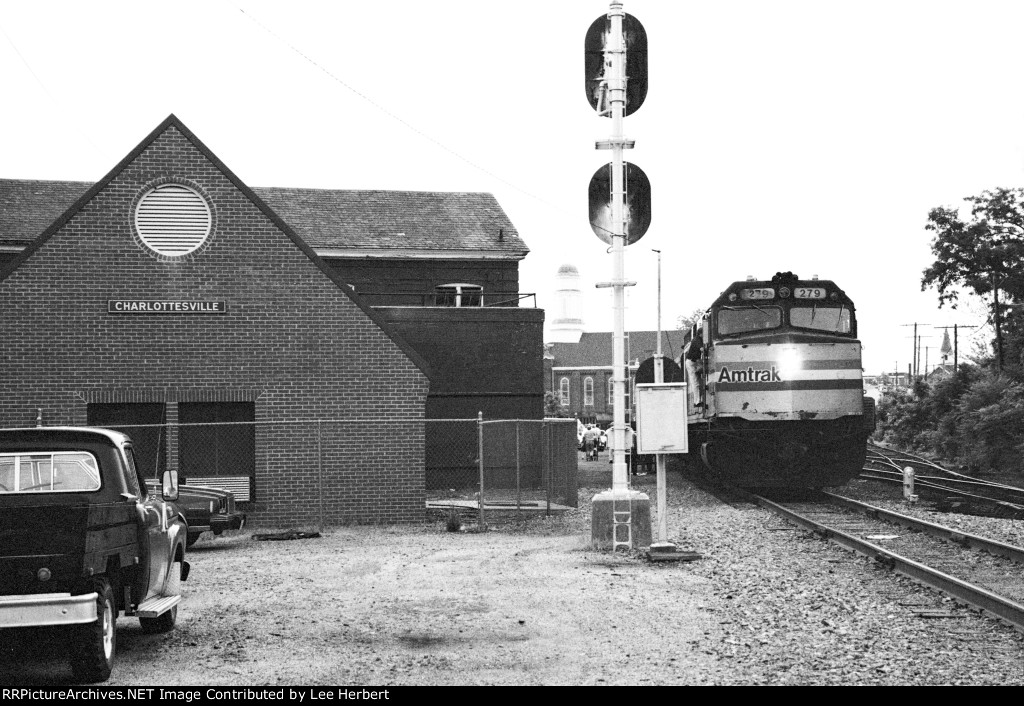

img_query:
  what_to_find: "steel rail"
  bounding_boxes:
[823,491,1024,563]
[858,470,1024,511]
[749,492,1024,632]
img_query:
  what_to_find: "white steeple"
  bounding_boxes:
[549,263,585,343]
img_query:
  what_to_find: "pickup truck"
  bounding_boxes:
[0,427,189,683]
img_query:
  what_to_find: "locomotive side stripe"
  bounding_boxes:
[712,379,865,392]
[710,358,862,370]
[772,370,861,380]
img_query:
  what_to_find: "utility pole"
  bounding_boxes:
[901,324,930,379]
[936,324,977,373]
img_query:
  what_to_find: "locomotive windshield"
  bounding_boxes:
[718,306,782,335]
[790,305,851,334]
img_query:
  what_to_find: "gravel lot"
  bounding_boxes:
[2,459,1023,686]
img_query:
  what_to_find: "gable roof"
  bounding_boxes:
[1,184,527,258]
[549,330,686,368]
[0,114,430,376]
[256,187,525,257]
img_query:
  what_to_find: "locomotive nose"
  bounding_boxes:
[777,439,808,462]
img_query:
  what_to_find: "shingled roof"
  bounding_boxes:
[0,179,89,248]
[0,179,527,257]
[549,330,686,368]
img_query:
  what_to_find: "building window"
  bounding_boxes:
[134,183,212,257]
[584,377,594,406]
[559,377,570,406]
[608,376,614,406]
[435,283,482,307]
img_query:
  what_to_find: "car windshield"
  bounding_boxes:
[790,305,851,333]
[0,451,101,493]
[717,306,782,335]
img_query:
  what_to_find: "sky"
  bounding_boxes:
[3,0,1024,375]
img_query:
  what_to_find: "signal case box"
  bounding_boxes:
[635,383,688,455]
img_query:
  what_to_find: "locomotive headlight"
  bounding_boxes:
[37,567,51,582]
[779,348,802,376]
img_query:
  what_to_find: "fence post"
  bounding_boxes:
[515,420,521,515]
[317,420,324,533]
[545,421,552,517]
[477,411,486,528]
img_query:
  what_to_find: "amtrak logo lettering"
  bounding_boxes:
[717,366,782,383]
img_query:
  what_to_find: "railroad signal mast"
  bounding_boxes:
[586,2,653,551]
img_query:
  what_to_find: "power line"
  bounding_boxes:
[0,21,100,154]
[235,6,557,210]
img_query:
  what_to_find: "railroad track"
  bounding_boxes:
[862,444,1024,516]
[745,488,1024,632]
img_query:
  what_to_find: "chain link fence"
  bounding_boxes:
[77,415,577,526]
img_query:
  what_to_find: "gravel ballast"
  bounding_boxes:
[2,466,1022,685]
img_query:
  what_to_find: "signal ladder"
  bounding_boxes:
[612,493,632,551]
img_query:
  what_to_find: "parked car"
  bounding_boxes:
[0,426,188,682]
[146,479,246,548]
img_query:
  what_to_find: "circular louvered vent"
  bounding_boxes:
[134,184,212,256]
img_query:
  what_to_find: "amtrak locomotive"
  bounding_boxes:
[679,272,874,487]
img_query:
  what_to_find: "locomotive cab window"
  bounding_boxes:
[717,306,782,336]
[790,305,851,334]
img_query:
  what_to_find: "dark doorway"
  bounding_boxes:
[178,402,256,487]
[86,403,167,480]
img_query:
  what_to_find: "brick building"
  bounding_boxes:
[545,330,685,425]
[0,115,543,522]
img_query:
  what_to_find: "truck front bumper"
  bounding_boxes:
[0,592,97,629]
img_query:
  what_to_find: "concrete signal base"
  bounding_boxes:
[591,489,652,550]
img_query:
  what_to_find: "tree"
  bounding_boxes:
[922,187,1024,371]
[543,392,568,418]
[675,307,705,332]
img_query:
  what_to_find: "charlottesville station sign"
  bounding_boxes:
[108,300,227,314]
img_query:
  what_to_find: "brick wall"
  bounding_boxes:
[0,120,429,526]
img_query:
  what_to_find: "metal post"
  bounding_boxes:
[515,421,521,516]
[477,411,486,528]
[609,1,629,495]
[545,420,552,517]
[316,420,324,532]
[653,249,668,544]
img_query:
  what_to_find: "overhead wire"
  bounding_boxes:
[235,6,568,214]
[0,20,101,155]
[233,7,633,244]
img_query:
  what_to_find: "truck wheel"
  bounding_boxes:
[139,561,181,634]
[70,578,116,683]
[186,532,201,548]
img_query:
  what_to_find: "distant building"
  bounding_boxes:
[927,364,956,382]
[545,330,685,425]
